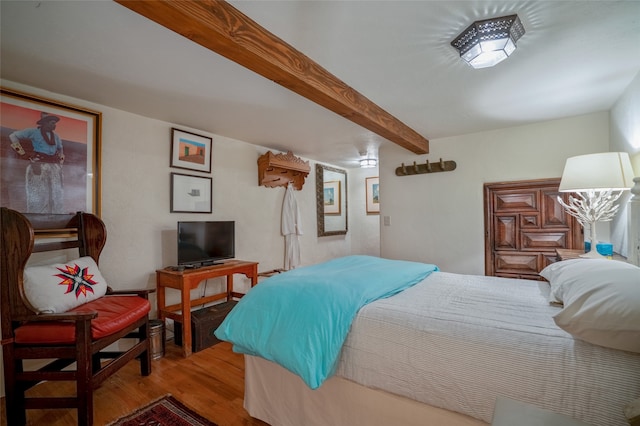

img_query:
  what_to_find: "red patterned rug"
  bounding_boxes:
[107,395,217,426]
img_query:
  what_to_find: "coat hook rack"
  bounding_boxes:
[395,158,456,176]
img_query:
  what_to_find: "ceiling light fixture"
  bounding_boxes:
[360,158,377,168]
[451,14,525,69]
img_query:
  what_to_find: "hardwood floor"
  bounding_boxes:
[0,341,270,426]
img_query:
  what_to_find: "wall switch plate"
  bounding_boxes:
[383,216,390,226]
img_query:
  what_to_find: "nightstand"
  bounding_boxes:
[492,397,590,426]
[556,248,626,262]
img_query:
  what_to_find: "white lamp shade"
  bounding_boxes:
[559,152,635,192]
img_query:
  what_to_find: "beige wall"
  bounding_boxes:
[0,80,382,396]
[379,112,610,274]
[1,80,382,301]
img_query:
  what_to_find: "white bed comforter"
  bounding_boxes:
[336,272,640,425]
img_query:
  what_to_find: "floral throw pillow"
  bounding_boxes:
[23,256,108,314]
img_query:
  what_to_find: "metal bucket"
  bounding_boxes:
[149,319,165,360]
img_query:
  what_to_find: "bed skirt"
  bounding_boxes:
[244,355,488,426]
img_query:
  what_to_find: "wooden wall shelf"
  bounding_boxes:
[258,151,310,190]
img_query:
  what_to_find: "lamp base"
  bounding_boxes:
[579,250,606,259]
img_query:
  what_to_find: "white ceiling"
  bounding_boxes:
[2,1,639,168]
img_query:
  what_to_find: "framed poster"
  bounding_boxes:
[323,180,341,215]
[170,172,212,213]
[366,176,380,214]
[171,128,212,173]
[0,88,102,215]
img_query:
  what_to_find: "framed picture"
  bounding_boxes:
[171,128,212,173]
[366,176,380,214]
[323,180,341,215]
[0,88,102,215]
[171,172,212,213]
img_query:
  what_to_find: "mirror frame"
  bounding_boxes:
[316,163,348,236]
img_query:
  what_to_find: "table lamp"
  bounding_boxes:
[557,152,635,258]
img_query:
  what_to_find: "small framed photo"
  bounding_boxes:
[366,176,380,214]
[1,88,101,215]
[170,128,212,173]
[323,180,341,215]
[170,173,212,213]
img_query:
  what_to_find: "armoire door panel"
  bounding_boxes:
[497,273,547,281]
[494,215,518,250]
[541,189,570,227]
[521,231,568,250]
[496,273,520,279]
[542,253,558,269]
[495,252,539,274]
[493,191,538,212]
[520,214,539,228]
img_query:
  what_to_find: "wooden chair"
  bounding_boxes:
[0,207,153,426]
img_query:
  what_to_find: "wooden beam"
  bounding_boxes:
[115,0,429,154]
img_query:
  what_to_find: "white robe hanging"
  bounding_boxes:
[282,183,302,270]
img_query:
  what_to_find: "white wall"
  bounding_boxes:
[609,71,640,257]
[379,112,610,275]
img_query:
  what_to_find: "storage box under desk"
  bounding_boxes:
[174,301,237,352]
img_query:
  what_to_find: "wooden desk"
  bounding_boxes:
[156,260,258,357]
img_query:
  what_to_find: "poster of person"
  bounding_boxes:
[0,88,101,215]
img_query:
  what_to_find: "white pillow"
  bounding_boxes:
[539,258,640,353]
[539,258,583,304]
[23,256,109,314]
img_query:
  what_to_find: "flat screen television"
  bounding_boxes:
[177,221,235,267]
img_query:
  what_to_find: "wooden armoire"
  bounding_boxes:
[484,178,583,280]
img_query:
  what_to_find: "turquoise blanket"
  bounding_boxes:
[214,255,438,389]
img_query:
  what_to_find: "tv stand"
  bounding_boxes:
[156,259,258,357]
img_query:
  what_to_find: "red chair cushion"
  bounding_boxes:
[15,295,151,344]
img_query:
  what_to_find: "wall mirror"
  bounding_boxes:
[316,164,348,236]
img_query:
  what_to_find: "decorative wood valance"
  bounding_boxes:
[258,151,310,190]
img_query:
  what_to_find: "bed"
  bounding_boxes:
[215,255,640,426]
